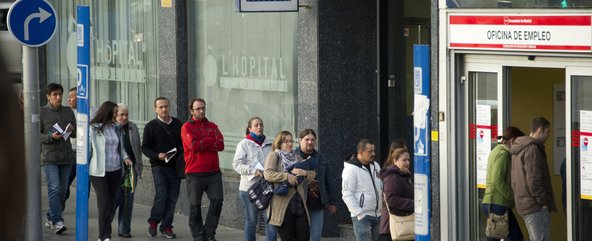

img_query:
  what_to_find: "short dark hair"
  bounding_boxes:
[45,83,63,95]
[530,117,550,133]
[188,98,206,110]
[299,128,317,139]
[154,97,169,107]
[357,139,374,152]
[69,87,76,92]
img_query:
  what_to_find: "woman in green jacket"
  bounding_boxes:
[482,126,524,241]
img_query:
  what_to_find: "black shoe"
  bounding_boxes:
[118,233,132,238]
[202,235,217,241]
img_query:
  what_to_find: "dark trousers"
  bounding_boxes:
[483,204,523,241]
[187,173,224,238]
[148,166,181,228]
[63,164,77,208]
[90,170,121,240]
[276,207,310,241]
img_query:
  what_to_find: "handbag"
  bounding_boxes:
[485,205,509,239]
[247,178,275,210]
[383,193,415,240]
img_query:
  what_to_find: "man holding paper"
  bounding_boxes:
[39,83,76,234]
[142,97,183,239]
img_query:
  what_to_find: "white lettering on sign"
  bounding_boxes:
[449,15,592,52]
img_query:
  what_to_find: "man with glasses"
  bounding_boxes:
[181,98,225,241]
[142,97,183,239]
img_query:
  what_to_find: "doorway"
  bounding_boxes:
[460,54,592,240]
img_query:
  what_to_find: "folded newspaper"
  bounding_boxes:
[164,147,177,163]
[52,123,72,140]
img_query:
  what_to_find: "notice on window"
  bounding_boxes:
[580,110,592,200]
[476,105,492,189]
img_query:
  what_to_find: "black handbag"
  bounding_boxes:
[247,178,274,210]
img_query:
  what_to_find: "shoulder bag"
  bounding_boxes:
[383,193,415,241]
[485,204,509,239]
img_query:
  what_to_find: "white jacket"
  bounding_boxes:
[232,137,272,191]
[89,123,128,177]
[342,154,383,220]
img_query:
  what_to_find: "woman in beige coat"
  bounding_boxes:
[264,131,317,241]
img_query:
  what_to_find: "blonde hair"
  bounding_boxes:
[272,131,293,151]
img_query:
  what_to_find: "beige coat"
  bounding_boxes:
[263,151,316,226]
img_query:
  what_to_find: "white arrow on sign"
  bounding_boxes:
[24,7,52,41]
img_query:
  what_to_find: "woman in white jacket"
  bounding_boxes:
[232,117,276,241]
[89,101,132,241]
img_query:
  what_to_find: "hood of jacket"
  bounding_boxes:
[379,165,409,180]
[510,136,544,155]
[345,154,364,168]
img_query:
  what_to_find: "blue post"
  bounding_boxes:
[75,6,90,241]
[413,44,430,241]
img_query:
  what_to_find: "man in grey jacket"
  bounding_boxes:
[510,117,556,241]
[40,83,76,234]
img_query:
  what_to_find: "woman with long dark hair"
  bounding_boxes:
[89,101,132,241]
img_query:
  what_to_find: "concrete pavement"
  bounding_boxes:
[41,184,350,241]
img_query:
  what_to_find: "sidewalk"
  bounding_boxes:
[41,185,349,241]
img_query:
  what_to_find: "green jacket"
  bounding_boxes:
[482,144,514,207]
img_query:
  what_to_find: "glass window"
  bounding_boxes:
[570,76,592,241]
[447,0,592,8]
[188,0,298,170]
[45,0,159,166]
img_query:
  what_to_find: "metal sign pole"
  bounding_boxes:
[75,5,90,241]
[23,45,41,241]
[413,44,431,241]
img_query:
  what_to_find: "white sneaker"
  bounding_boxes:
[44,218,54,230]
[54,221,67,234]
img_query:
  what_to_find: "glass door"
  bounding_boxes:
[566,67,592,241]
[464,62,505,241]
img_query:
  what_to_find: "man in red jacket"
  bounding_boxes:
[181,98,225,241]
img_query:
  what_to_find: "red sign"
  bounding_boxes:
[449,14,592,52]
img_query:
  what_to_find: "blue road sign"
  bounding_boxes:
[7,0,57,47]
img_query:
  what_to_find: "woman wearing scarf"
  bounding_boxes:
[232,117,276,241]
[264,131,317,241]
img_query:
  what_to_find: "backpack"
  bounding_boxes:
[247,178,274,210]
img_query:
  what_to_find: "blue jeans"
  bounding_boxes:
[239,191,277,241]
[351,215,380,241]
[114,174,137,234]
[148,166,181,228]
[482,204,523,241]
[44,164,73,223]
[309,208,324,241]
[522,208,550,241]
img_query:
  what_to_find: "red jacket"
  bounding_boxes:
[181,116,225,174]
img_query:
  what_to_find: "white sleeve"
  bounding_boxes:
[232,140,253,175]
[342,164,363,218]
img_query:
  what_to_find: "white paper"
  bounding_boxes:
[580,110,592,200]
[164,147,177,163]
[247,162,265,181]
[476,105,492,189]
[53,123,73,140]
